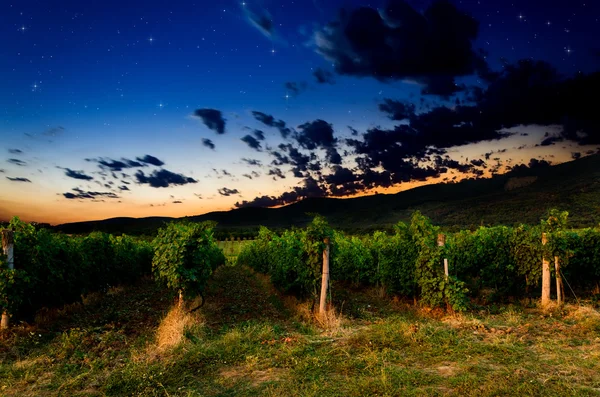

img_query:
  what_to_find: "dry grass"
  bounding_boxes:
[155,304,201,351]
[315,305,345,332]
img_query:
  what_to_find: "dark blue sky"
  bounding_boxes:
[1,0,599,223]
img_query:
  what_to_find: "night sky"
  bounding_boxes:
[1,0,599,224]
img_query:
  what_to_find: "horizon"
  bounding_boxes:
[2,0,599,225]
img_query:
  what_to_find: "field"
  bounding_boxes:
[1,263,600,396]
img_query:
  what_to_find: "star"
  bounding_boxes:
[19,25,26,32]
[149,37,154,43]
[271,48,276,55]
[518,13,524,20]
[565,46,572,55]
[546,21,551,26]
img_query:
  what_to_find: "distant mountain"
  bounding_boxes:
[54,154,600,235]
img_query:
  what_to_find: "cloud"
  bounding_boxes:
[218,187,241,196]
[242,158,262,167]
[235,176,326,208]
[136,155,165,166]
[241,135,263,151]
[8,149,23,154]
[202,138,216,150]
[63,187,120,200]
[312,0,485,96]
[296,119,336,150]
[194,193,203,199]
[7,159,27,166]
[135,169,198,188]
[86,157,147,172]
[194,108,226,134]
[6,177,31,183]
[268,168,286,180]
[253,129,265,140]
[172,200,183,204]
[64,168,94,181]
[379,99,416,121]
[244,6,273,38]
[252,111,292,138]
[119,185,130,191]
[313,68,335,84]
[285,81,307,96]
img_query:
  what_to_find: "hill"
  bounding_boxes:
[54,153,600,235]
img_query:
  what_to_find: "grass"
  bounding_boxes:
[1,265,600,396]
[216,240,254,263]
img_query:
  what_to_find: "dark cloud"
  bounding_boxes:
[8,149,23,154]
[202,138,216,150]
[274,143,315,177]
[63,187,119,200]
[7,159,27,166]
[572,152,581,160]
[434,156,473,173]
[194,108,226,134]
[252,111,292,138]
[470,159,486,167]
[326,147,342,165]
[244,6,273,37]
[348,126,359,136]
[268,168,286,180]
[218,187,241,197]
[296,119,336,150]
[241,135,263,151]
[313,0,485,96]
[135,169,198,188]
[172,201,183,204]
[6,177,31,183]
[242,158,262,167]
[313,68,335,84]
[194,193,203,199]
[119,185,130,191]
[64,168,93,181]
[86,157,147,172]
[136,155,165,166]
[235,176,326,208]
[379,99,416,121]
[253,129,265,140]
[285,81,307,96]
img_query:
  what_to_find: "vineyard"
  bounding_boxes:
[1,212,600,395]
[237,210,600,311]
[2,210,600,325]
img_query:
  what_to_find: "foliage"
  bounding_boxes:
[410,211,470,311]
[237,216,333,299]
[152,221,225,299]
[1,217,153,319]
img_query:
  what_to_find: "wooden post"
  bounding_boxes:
[178,289,184,309]
[437,234,448,279]
[541,233,551,307]
[555,256,563,306]
[1,230,15,330]
[319,238,330,316]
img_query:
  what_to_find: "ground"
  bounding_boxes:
[1,264,599,396]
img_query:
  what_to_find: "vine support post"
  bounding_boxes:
[178,289,184,309]
[555,256,563,306]
[437,234,448,279]
[1,229,14,330]
[541,233,551,307]
[319,237,330,316]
